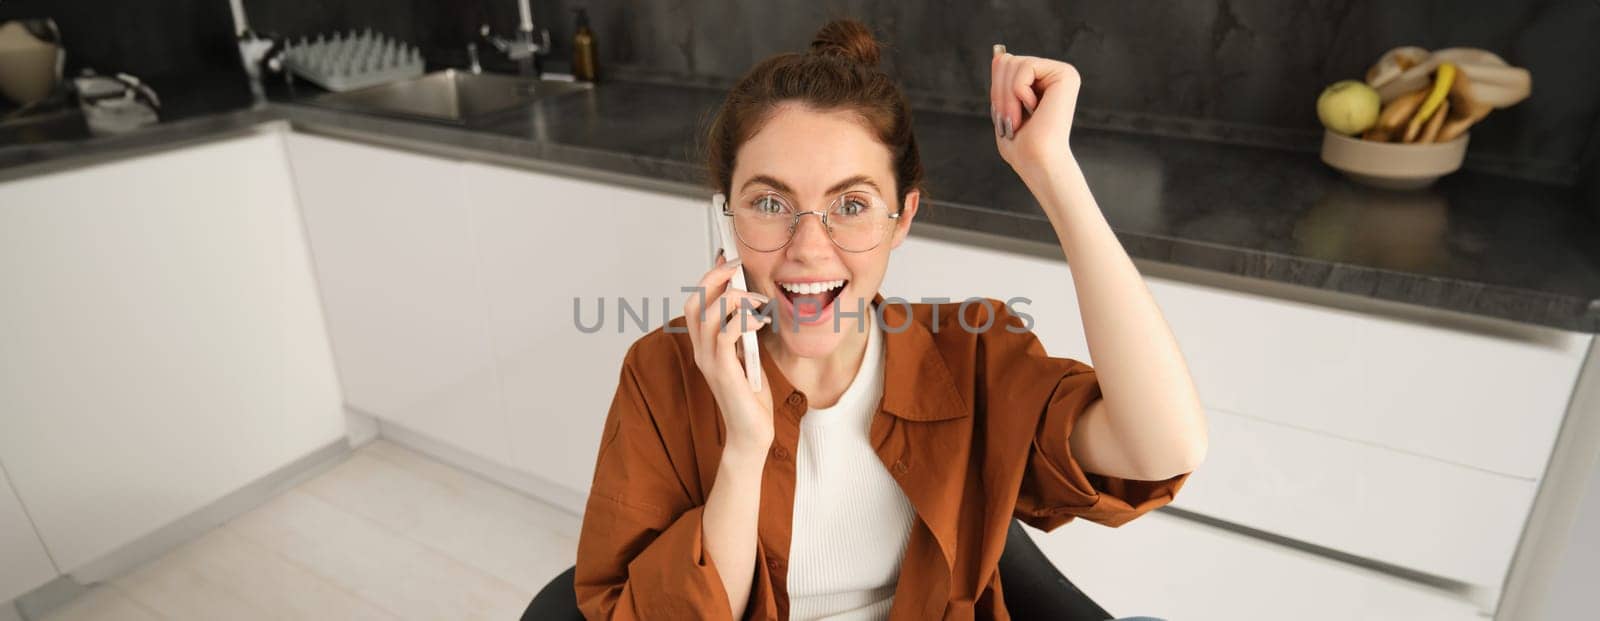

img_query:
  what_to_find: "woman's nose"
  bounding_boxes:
[788,212,834,255]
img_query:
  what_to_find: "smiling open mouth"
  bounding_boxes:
[777,279,848,321]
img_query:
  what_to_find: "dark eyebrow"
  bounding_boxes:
[826,175,882,195]
[740,174,882,197]
[741,174,795,195]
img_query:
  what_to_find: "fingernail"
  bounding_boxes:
[724,257,742,269]
[993,43,1006,57]
[750,292,769,303]
[1002,116,1013,140]
[716,248,724,260]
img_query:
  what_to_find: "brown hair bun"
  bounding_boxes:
[809,19,881,67]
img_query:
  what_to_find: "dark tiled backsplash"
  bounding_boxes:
[3,0,1595,187]
[530,0,1598,187]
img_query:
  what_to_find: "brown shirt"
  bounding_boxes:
[576,295,1191,620]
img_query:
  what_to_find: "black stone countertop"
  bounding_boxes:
[3,75,1598,333]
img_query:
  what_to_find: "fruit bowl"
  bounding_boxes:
[1319,128,1468,190]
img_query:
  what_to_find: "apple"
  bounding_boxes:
[1317,80,1381,135]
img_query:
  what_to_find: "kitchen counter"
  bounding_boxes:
[0,72,261,178]
[3,74,1598,333]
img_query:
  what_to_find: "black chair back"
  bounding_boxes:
[997,518,1114,620]
[523,518,1113,620]
[523,565,583,621]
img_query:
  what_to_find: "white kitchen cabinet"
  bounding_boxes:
[0,463,55,603]
[1182,408,1535,587]
[1031,509,1485,621]
[883,233,1585,595]
[0,129,345,574]
[284,133,511,466]
[463,162,709,502]
[283,135,711,502]
[1149,276,1588,480]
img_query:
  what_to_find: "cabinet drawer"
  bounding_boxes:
[1177,408,1535,587]
[1151,278,1589,479]
[1032,509,1486,620]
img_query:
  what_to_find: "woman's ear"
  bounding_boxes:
[890,189,920,250]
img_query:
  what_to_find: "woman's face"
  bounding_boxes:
[730,102,919,359]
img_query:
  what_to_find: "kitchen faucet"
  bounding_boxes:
[478,0,550,77]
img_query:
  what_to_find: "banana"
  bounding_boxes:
[1404,63,1456,143]
[1436,70,1492,142]
[1437,108,1485,143]
[1418,99,1449,143]
[1377,89,1428,134]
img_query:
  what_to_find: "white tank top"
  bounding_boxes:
[786,312,915,621]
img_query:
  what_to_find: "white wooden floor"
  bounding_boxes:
[39,440,581,621]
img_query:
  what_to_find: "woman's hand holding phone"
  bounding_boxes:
[687,252,774,619]
[684,252,776,451]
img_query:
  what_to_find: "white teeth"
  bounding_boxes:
[779,279,845,295]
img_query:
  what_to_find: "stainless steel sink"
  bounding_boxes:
[304,70,591,124]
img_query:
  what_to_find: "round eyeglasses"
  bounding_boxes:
[724,189,901,253]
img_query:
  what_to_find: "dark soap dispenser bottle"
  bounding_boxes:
[571,7,598,82]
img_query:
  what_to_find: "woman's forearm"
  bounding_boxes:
[702,440,768,617]
[1021,158,1208,480]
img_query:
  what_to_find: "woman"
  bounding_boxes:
[576,19,1207,621]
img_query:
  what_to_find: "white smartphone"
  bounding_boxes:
[709,193,762,391]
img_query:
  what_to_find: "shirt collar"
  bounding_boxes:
[759,293,969,422]
[874,293,971,422]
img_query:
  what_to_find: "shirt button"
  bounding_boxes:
[786,393,804,406]
[773,446,790,460]
[892,460,909,475]
[767,559,783,570]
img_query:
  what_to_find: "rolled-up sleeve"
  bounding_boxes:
[1016,364,1190,530]
[977,299,1190,532]
[575,339,734,620]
